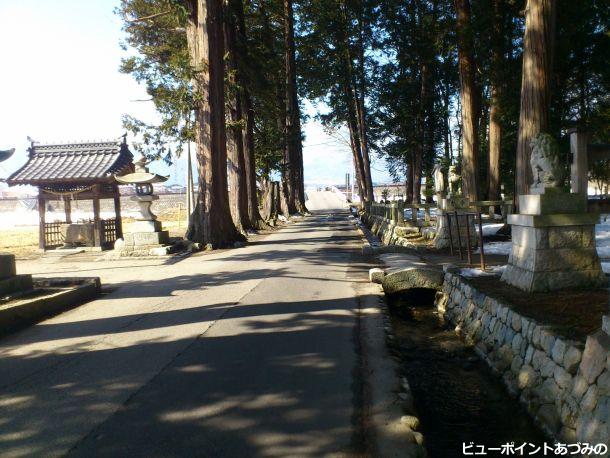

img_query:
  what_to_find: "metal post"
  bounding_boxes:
[465,213,473,266]
[454,210,463,260]
[477,211,486,270]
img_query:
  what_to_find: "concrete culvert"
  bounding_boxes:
[381,267,444,296]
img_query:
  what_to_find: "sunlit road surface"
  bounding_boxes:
[0,201,366,457]
[305,190,349,211]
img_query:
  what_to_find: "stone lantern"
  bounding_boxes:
[114,158,171,256]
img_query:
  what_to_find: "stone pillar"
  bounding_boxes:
[501,191,606,292]
[390,202,398,224]
[396,200,404,225]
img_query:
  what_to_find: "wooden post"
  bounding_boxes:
[93,184,103,247]
[113,186,123,239]
[63,196,72,224]
[38,189,46,250]
[570,130,589,194]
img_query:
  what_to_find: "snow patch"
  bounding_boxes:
[459,264,506,278]
[482,223,504,237]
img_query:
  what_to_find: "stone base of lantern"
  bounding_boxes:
[114,230,171,257]
[114,196,172,257]
[501,192,606,292]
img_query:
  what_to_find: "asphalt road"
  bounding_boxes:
[0,192,368,457]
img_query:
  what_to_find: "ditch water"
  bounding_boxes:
[386,289,547,457]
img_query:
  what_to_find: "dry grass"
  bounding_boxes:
[0,227,39,258]
[0,208,190,258]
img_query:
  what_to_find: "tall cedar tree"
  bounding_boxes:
[225,0,251,233]
[185,0,245,246]
[515,0,556,197]
[285,0,308,213]
[487,0,504,201]
[454,0,479,201]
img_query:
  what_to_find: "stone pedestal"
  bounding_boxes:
[501,192,606,292]
[434,195,477,249]
[0,253,33,296]
[114,195,171,257]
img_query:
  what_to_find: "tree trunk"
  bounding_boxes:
[406,161,414,203]
[225,1,250,233]
[346,112,367,202]
[488,0,504,201]
[353,0,374,203]
[488,96,502,200]
[233,0,266,229]
[284,0,308,214]
[185,0,244,247]
[454,0,480,201]
[414,61,429,204]
[260,178,280,222]
[515,0,556,197]
[336,0,373,203]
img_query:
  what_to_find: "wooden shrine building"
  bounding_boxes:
[7,138,134,250]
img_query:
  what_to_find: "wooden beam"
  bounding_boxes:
[63,196,72,224]
[114,186,123,239]
[93,184,103,247]
[38,189,46,250]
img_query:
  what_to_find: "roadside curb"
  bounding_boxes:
[0,277,101,337]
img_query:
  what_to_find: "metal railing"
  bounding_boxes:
[443,211,486,270]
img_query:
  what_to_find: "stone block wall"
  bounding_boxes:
[361,214,421,248]
[437,273,609,448]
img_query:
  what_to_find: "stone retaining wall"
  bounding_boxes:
[436,273,609,448]
[361,214,428,248]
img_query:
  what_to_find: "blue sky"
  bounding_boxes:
[0,0,391,192]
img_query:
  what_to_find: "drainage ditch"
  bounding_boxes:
[386,289,547,457]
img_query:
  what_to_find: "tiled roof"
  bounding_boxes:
[7,140,134,186]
